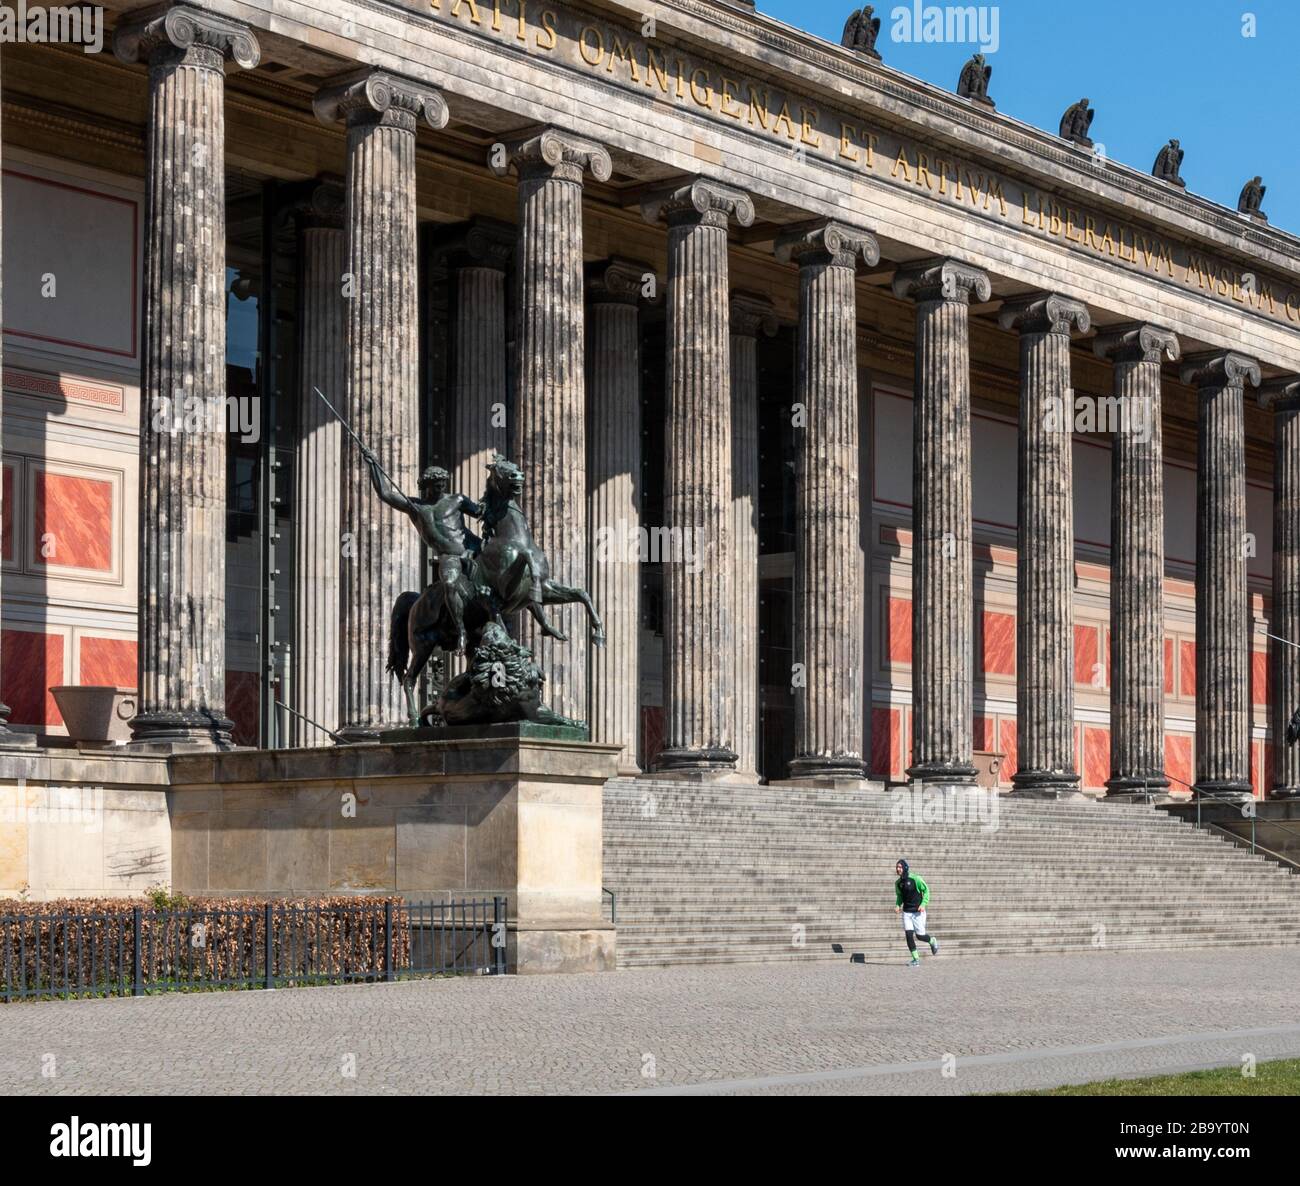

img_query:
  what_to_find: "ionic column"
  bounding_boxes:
[1260,377,1300,799]
[315,69,448,740]
[891,259,991,784]
[114,5,260,746]
[729,292,777,779]
[587,259,649,773]
[1094,324,1179,798]
[777,221,879,782]
[642,179,755,775]
[999,294,1090,797]
[493,130,611,727]
[1181,351,1261,800]
[431,219,514,510]
[0,41,31,748]
[290,180,346,745]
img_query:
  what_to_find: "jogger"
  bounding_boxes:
[894,858,939,966]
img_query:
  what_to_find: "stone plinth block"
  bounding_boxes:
[168,737,621,974]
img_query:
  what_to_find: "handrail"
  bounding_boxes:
[602,887,617,926]
[1200,820,1300,874]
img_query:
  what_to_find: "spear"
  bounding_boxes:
[1254,628,1300,745]
[313,386,396,488]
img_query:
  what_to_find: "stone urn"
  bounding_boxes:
[50,686,137,744]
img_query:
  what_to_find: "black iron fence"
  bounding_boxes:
[1,898,507,1001]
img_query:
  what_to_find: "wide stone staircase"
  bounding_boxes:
[603,778,1300,968]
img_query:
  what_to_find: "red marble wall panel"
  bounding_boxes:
[1179,641,1196,699]
[1,463,13,563]
[871,706,903,779]
[79,636,137,688]
[1251,650,1270,708]
[1074,624,1101,688]
[981,611,1015,676]
[33,470,113,571]
[641,705,666,772]
[224,669,260,748]
[1165,734,1193,792]
[1083,726,1110,789]
[998,719,1017,786]
[1,629,64,725]
[1163,638,1174,695]
[886,597,912,665]
[973,714,994,751]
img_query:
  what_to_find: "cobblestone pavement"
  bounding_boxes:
[3,948,1298,1096]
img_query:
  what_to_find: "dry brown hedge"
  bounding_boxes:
[1,896,429,995]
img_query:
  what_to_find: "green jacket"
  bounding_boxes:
[895,872,929,910]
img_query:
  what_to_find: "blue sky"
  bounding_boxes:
[758,0,1300,235]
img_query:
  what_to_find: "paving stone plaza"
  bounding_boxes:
[3,949,1300,1096]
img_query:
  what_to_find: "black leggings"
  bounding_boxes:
[904,927,930,952]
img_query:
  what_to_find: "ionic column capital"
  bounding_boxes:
[313,68,449,134]
[729,292,778,339]
[642,177,755,231]
[1180,350,1261,392]
[998,292,1090,337]
[1092,322,1180,365]
[586,258,654,306]
[891,257,991,305]
[775,218,880,270]
[1259,376,1300,413]
[113,2,260,70]
[491,128,612,184]
[282,176,346,231]
[430,217,515,273]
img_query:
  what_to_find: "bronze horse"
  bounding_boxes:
[388,456,605,726]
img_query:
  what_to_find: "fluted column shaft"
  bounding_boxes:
[587,260,647,773]
[1001,295,1089,795]
[114,5,260,746]
[643,179,755,773]
[0,41,22,745]
[729,294,776,778]
[779,222,879,781]
[315,70,447,739]
[291,184,346,745]
[434,220,513,516]
[1096,324,1178,795]
[1183,352,1261,798]
[497,131,611,727]
[892,260,991,784]
[1261,379,1300,798]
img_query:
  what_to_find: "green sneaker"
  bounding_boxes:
[909,953,920,967]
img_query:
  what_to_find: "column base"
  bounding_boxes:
[333,723,405,745]
[772,776,884,791]
[128,710,234,750]
[787,755,867,781]
[0,727,38,750]
[1268,787,1300,800]
[1011,770,1083,799]
[1192,779,1253,804]
[1105,774,1170,802]
[907,761,978,786]
[652,747,738,777]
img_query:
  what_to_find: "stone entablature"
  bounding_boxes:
[194,0,1300,369]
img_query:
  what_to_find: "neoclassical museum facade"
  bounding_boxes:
[2,0,1298,802]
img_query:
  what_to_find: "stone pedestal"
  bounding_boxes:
[493,130,611,728]
[315,69,448,740]
[1261,378,1300,799]
[291,180,346,746]
[114,4,260,748]
[1095,324,1179,799]
[729,293,777,779]
[1182,351,1261,801]
[587,259,649,775]
[999,294,1089,798]
[642,179,755,775]
[168,737,621,974]
[777,221,879,782]
[892,259,991,784]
